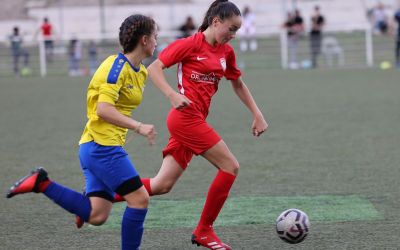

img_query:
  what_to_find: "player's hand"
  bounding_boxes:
[137,123,157,145]
[252,115,268,137]
[168,92,192,110]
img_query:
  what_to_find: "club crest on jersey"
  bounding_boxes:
[220,58,226,71]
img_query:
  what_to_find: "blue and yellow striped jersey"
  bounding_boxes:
[79,53,147,146]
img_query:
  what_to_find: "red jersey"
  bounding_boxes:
[159,32,241,117]
[41,23,52,37]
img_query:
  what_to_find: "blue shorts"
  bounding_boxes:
[79,141,142,201]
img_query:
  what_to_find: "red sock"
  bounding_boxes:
[196,170,236,232]
[141,178,153,196]
[112,178,153,203]
[38,179,51,192]
[113,193,125,202]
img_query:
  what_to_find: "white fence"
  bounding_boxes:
[0,28,397,77]
[1,0,399,76]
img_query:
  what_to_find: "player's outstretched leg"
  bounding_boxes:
[7,167,92,224]
[6,167,50,198]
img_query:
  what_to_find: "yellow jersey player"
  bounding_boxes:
[80,51,148,146]
[7,14,158,250]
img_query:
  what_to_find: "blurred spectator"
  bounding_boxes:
[395,9,400,67]
[309,6,325,68]
[371,3,388,34]
[38,17,55,62]
[178,16,196,38]
[239,6,257,52]
[283,10,304,69]
[68,37,82,76]
[88,41,98,75]
[9,26,30,76]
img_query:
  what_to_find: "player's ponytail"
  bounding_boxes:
[119,14,156,53]
[198,0,241,32]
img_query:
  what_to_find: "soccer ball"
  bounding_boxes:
[21,67,32,77]
[380,61,392,70]
[276,208,310,244]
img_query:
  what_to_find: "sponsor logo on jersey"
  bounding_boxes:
[190,71,220,84]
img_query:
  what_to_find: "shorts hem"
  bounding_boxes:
[162,150,188,170]
[197,138,222,155]
[115,176,143,196]
[86,191,114,202]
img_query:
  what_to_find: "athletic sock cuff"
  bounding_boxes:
[125,207,148,220]
[141,178,153,196]
[218,170,236,180]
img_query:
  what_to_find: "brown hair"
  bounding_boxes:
[119,14,156,53]
[198,0,241,32]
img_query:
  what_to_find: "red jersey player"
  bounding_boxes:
[145,1,268,249]
[41,17,52,39]
[40,17,54,62]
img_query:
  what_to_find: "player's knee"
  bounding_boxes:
[231,160,240,175]
[137,192,150,207]
[151,177,175,195]
[89,213,109,226]
[158,182,174,195]
[221,158,240,175]
[125,188,149,209]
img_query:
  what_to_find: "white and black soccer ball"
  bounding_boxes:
[276,208,310,244]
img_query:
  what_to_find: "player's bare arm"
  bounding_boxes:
[147,59,191,109]
[230,77,268,136]
[97,102,157,145]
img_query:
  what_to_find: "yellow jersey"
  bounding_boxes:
[79,53,147,146]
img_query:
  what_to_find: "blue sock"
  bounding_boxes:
[121,207,148,250]
[43,182,92,222]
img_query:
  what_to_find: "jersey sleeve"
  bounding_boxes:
[224,46,242,80]
[159,37,194,68]
[98,65,126,105]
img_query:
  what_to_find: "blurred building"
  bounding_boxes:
[0,0,398,42]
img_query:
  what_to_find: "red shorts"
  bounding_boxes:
[162,107,221,169]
